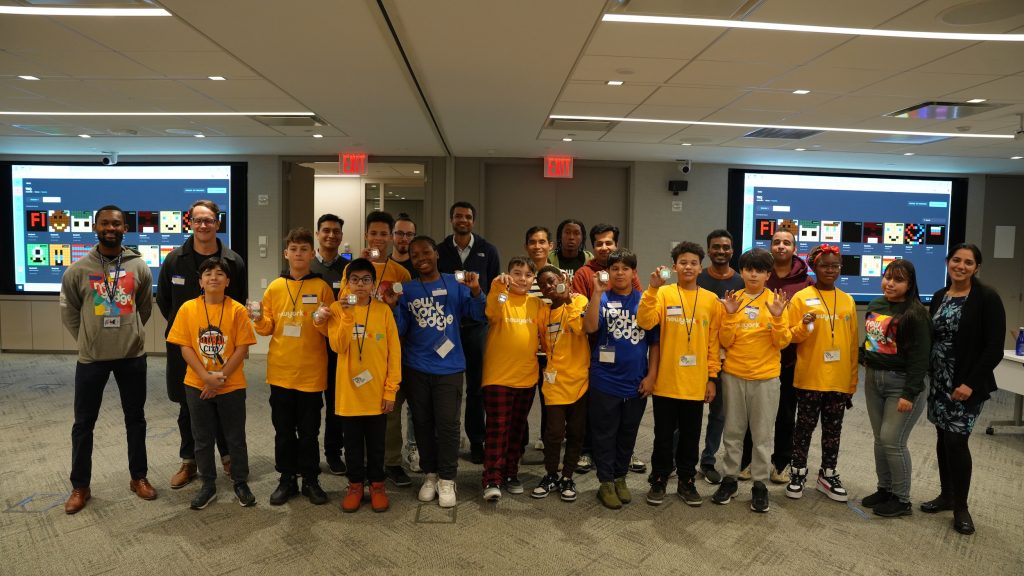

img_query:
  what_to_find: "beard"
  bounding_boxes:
[98,232,124,249]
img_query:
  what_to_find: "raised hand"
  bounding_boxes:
[722,290,743,314]
[649,266,667,289]
[767,289,788,317]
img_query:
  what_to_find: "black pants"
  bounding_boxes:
[590,389,647,483]
[185,386,249,484]
[405,366,463,480]
[343,414,387,483]
[522,355,547,450]
[742,362,795,471]
[935,426,973,512]
[70,355,148,488]
[269,385,323,479]
[323,348,344,458]
[167,342,228,461]
[651,396,703,481]
[461,322,487,446]
[543,395,587,477]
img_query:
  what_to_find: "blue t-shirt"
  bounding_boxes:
[394,274,486,375]
[589,290,659,398]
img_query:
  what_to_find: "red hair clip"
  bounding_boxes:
[820,244,840,255]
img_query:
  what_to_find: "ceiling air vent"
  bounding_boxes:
[743,127,823,139]
[252,115,325,127]
[885,101,1001,120]
[547,119,616,132]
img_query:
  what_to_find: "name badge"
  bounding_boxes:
[432,288,448,297]
[824,349,841,363]
[302,294,318,305]
[171,275,185,286]
[667,306,682,317]
[103,316,121,328]
[353,324,366,337]
[606,301,622,309]
[547,322,561,333]
[598,345,616,363]
[744,306,759,320]
[434,336,455,359]
[333,281,341,290]
[543,370,557,384]
[283,324,302,338]
[498,293,508,303]
[806,298,821,306]
[352,370,373,388]
[679,354,698,367]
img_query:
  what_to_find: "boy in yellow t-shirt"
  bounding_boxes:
[481,256,546,502]
[315,258,400,513]
[784,244,859,503]
[637,241,722,507]
[167,257,257,510]
[710,248,791,513]
[251,228,335,506]
[530,266,589,502]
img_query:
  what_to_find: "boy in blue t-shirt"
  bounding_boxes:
[583,249,660,509]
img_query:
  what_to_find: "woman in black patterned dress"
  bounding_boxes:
[924,243,1005,536]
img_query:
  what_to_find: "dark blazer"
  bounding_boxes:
[930,279,1006,405]
[436,233,501,292]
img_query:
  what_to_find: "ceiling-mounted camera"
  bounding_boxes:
[678,159,691,175]
[101,152,118,166]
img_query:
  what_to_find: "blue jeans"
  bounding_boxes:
[864,367,925,502]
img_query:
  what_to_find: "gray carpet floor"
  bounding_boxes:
[1,352,1022,576]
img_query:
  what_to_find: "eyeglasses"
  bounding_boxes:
[191,218,218,227]
[348,276,374,285]
[393,231,416,238]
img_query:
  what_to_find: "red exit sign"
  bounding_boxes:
[339,153,368,176]
[544,155,573,179]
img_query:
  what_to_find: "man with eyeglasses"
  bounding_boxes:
[157,199,247,489]
[385,213,420,477]
[311,214,347,476]
[390,213,417,278]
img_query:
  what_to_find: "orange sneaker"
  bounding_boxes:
[342,483,363,513]
[370,481,390,513]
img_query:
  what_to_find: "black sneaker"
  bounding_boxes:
[386,465,412,487]
[861,488,892,508]
[326,455,346,476]
[190,482,217,510]
[470,443,485,465]
[531,473,560,499]
[301,478,329,505]
[873,496,912,518]
[701,466,723,485]
[711,477,738,505]
[677,477,703,507]
[233,482,256,507]
[646,479,667,506]
[504,476,524,495]
[559,477,578,502]
[751,481,770,513]
[575,454,594,474]
[269,475,298,506]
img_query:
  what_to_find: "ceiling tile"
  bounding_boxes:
[551,101,637,117]
[765,66,893,93]
[629,104,720,120]
[1,19,102,52]
[701,108,795,124]
[916,43,1024,76]
[666,60,792,88]
[644,85,745,107]
[699,29,849,66]
[810,37,965,71]
[122,51,257,79]
[749,0,922,27]
[571,55,687,84]
[560,82,657,104]
[63,18,220,52]
[944,75,1024,102]
[727,90,836,112]
[182,78,293,100]
[12,50,158,78]
[586,21,724,59]
[856,72,999,98]
[600,131,672,143]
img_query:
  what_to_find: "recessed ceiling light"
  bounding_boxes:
[208,76,226,81]
[413,170,421,174]
[607,80,624,86]
[312,134,323,138]
[904,152,915,156]
[0,6,169,16]
[194,134,205,138]
[1012,156,1023,160]
[680,142,692,146]
[548,114,1013,140]
[601,14,1024,42]
[792,89,811,95]
[794,148,806,151]
[562,137,573,142]
[18,75,39,81]
[966,98,987,103]
[78,134,91,138]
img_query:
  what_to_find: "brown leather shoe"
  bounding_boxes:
[130,478,158,500]
[65,487,90,514]
[170,462,197,489]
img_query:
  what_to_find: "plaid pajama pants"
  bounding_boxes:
[482,384,536,487]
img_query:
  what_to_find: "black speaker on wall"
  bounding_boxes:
[669,180,688,194]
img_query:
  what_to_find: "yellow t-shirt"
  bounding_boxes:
[538,294,590,405]
[787,285,859,394]
[340,260,411,301]
[720,290,792,381]
[482,278,546,389]
[166,296,256,394]
[253,275,336,393]
[321,299,401,416]
[637,284,722,401]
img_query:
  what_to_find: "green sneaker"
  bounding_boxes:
[597,482,622,510]
[614,477,632,504]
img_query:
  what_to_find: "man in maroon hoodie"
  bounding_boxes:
[740,229,813,482]
[572,223,641,300]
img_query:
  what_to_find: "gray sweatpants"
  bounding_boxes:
[721,372,781,483]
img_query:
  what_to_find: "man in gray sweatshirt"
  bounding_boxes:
[60,205,155,514]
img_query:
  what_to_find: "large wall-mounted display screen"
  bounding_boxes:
[3,163,247,294]
[727,169,966,303]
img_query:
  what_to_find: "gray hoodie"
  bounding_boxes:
[60,245,153,363]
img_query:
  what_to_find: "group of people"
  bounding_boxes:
[59,200,1006,536]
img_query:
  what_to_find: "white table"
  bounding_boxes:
[986,351,1024,435]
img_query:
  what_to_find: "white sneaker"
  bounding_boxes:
[437,479,457,508]
[534,438,545,450]
[418,473,438,502]
[482,484,501,502]
[405,446,422,473]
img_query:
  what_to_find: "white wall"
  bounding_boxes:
[312,176,362,255]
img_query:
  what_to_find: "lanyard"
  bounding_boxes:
[417,276,451,331]
[97,250,124,305]
[200,296,227,366]
[813,286,837,343]
[674,285,699,346]
[284,278,306,312]
[547,302,568,355]
[737,289,767,313]
[355,300,373,362]
[372,259,392,299]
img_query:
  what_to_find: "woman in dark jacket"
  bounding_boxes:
[924,243,1006,536]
